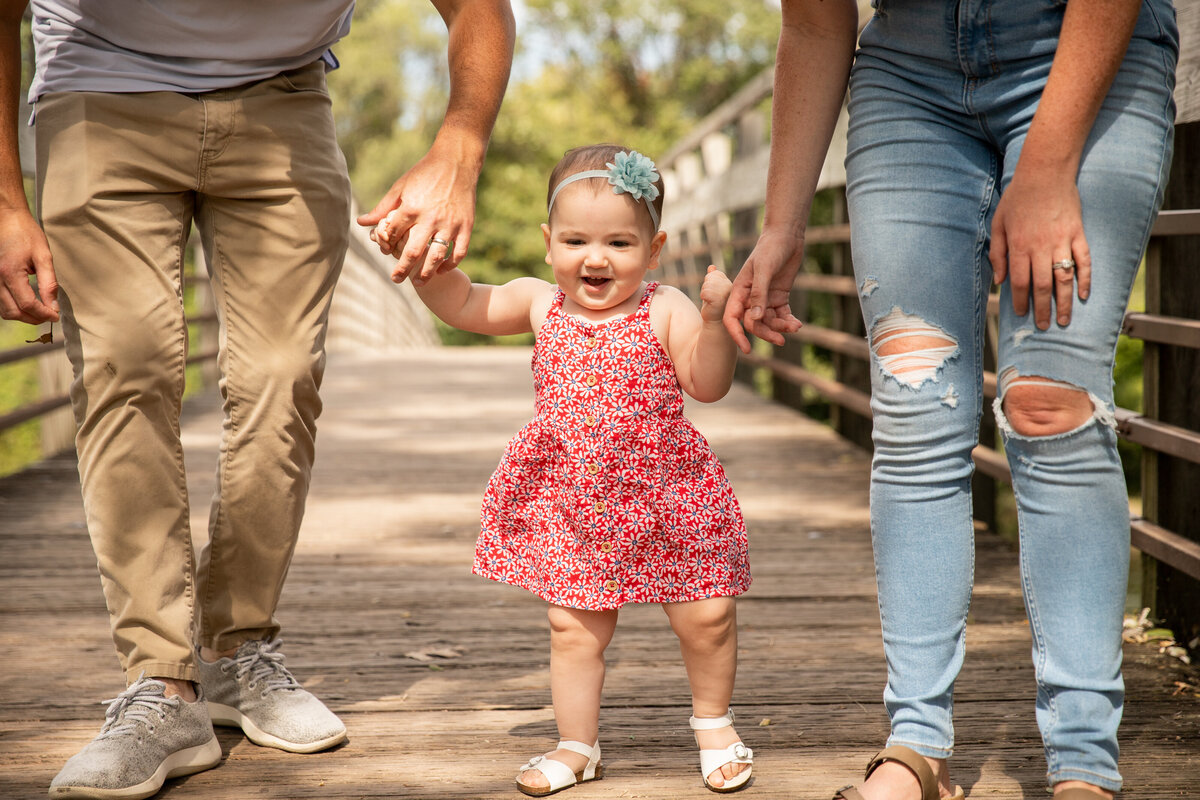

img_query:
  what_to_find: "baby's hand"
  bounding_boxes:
[370,209,402,252]
[700,265,733,322]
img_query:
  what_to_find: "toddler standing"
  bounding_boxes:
[378,144,754,795]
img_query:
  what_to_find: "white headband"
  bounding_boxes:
[547,150,661,230]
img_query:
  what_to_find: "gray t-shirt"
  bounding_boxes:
[29,0,355,103]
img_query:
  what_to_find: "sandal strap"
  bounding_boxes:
[689,709,735,730]
[833,786,868,800]
[865,746,940,800]
[555,740,599,759]
[698,741,754,777]
[518,754,578,791]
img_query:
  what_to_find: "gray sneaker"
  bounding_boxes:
[196,638,346,753]
[49,676,220,800]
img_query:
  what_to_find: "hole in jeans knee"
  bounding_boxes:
[997,371,1098,437]
[870,307,958,388]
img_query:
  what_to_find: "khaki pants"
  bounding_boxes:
[35,63,351,684]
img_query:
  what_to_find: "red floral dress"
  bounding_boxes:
[473,282,750,610]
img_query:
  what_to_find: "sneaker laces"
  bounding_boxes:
[230,639,303,695]
[96,675,179,740]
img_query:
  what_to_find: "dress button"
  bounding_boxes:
[604,579,618,591]
[594,500,606,513]
[586,462,600,475]
[586,336,597,348]
[585,375,598,387]
[585,414,597,427]
[600,542,613,553]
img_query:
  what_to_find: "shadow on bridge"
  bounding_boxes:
[1,347,1197,799]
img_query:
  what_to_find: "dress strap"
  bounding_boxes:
[636,281,660,316]
[549,288,566,314]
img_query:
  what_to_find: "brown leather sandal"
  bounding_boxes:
[832,745,965,800]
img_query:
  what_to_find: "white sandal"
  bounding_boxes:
[515,739,603,797]
[690,710,754,793]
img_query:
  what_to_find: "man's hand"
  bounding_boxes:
[357,0,514,287]
[0,207,59,324]
[360,145,477,287]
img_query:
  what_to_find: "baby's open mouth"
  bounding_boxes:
[582,277,610,287]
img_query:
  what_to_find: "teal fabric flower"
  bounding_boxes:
[606,151,660,203]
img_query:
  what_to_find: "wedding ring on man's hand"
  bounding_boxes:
[1051,258,1076,271]
[429,236,452,248]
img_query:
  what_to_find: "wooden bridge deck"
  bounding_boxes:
[1,348,1197,799]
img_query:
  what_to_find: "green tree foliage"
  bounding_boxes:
[327,0,782,291]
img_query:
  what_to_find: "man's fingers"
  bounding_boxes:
[356,187,403,228]
[0,285,44,325]
[30,250,60,317]
[389,229,418,283]
[447,226,471,269]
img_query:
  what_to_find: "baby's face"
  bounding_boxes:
[543,181,664,319]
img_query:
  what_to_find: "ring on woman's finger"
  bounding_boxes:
[1051,258,1076,271]
[429,236,452,248]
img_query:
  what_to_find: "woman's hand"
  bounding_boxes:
[989,168,1091,330]
[722,226,805,353]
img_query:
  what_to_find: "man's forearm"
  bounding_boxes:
[430,0,515,171]
[0,1,31,212]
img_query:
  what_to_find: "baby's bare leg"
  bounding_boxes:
[663,597,746,788]
[519,605,618,790]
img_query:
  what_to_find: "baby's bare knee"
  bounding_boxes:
[547,606,614,653]
[666,597,736,643]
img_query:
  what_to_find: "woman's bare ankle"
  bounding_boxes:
[1053,780,1112,799]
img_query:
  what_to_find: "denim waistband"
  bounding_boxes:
[863,0,1178,79]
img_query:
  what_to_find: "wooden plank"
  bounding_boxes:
[1115,408,1200,465]
[1,348,1197,800]
[787,324,869,361]
[0,394,71,434]
[1150,208,1200,236]
[1177,0,1200,124]
[1123,311,1200,349]
[0,338,66,367]
[1132,517,1200,582]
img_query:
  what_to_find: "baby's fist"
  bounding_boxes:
[700,265,732,322]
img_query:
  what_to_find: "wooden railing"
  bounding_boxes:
[656,25,1200,632]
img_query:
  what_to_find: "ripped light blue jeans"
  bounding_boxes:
[845,0,1177,790]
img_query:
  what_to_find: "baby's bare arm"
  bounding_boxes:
[663,269,738,403]
[415,272,548,336]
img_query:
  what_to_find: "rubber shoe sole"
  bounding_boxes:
[207,702,346,753]
[48,736,221,800]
